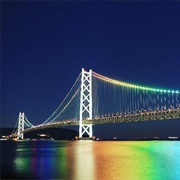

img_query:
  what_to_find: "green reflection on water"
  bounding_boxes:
[14,140,68,179]
[133,141,180,180]
[130,141,165,180]
[14,156,30,174]
[14,142,32,177]
[56,142,67,179]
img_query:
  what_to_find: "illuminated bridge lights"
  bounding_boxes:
[92,71,179,94]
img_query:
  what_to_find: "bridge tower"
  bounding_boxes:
[17,112,25,140]
[79,68,93,139]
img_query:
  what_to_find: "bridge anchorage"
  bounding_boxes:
[8,68,180,140]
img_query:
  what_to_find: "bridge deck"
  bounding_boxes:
[10,108,180,138]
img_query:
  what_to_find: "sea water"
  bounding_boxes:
[1,140,180,180]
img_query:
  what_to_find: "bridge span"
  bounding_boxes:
[9,107,180,139]
[8,68,180,139]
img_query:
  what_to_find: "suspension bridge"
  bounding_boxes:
[8,68,180,140]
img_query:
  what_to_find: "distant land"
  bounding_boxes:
[0,128,78,140]
[0,128,179,141]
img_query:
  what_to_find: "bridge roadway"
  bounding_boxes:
[11,108,180,138]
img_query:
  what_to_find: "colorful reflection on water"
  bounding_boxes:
[1,140,180,179]
[93,141,180,180]
[13,140,68,179]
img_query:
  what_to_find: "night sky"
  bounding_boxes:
[1,1,180,138]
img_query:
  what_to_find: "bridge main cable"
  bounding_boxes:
[40,71,82,125]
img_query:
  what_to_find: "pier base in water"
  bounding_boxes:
[76,136,96,140]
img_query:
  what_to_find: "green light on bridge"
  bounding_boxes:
[94,71,179,94]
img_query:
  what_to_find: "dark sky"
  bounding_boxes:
[1,1,180,138]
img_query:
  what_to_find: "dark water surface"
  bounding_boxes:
[1,140,180,179]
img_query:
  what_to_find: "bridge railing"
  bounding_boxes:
[84,108,180,125]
